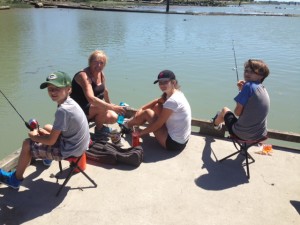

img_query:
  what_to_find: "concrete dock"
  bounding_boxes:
[1,126,300,225]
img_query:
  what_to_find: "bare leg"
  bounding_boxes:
[152,125,168,149]
[127,105,168,149]
[214,107,231,126]
[127,108,156,127]
[127,103,163,127]
[15,139,32,180]
[88,105,118,129]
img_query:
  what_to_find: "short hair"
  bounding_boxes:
[245,59,270,83]
[88,50,108,66]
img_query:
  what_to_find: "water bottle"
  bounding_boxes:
[132,126,140,147]
[117,102,126,124]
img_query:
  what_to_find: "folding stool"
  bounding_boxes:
[56,152,97,196]
[219,135,268,179]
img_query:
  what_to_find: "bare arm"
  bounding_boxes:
[140,107,172,136]
[103,88,110,103]
[74,72,124,114]
[141,97,165,110]
[234,102,244,117]
[29,129,61,146]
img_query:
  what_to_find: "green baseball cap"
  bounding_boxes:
[40,71,72,89]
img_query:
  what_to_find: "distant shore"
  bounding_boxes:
[35,1,300,17]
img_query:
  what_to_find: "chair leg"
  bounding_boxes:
[72,165,97,188]
[219,150,241,162]
[245,149,250,179]
[56,164,76,197]
[56,156,97,197]
[219,143,255,179]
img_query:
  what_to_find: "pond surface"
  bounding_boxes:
[0,6,299,159]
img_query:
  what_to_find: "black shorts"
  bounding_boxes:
[224,111,238,136]
[166,135,188,151]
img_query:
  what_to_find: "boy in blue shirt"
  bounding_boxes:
[212,59,270,140]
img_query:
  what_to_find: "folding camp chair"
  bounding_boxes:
[56,152,97,197]
[219,135,268,179]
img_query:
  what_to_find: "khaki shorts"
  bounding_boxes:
[30,139,63,161]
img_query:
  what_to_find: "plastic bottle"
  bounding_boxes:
[117,102,126,124]
[132,126,140,147]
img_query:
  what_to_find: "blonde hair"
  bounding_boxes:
[88,50,108,66]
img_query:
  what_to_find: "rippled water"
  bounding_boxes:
[0,6,299,159]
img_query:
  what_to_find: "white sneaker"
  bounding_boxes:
[211,111,222,131]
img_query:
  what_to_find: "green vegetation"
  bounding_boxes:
[0,0,31,7]
[0,0,259,8]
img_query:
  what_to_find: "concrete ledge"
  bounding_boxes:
[1,116,299,172]
[0,148,21,171]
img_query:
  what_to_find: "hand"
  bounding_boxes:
[28,129,39,138]
[113,105,126,115]
[157,97,165,105]
[38,128,48,136]
[237,80,245,91]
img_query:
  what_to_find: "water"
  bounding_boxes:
[0,6,300,160]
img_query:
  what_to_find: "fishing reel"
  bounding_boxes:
[25,118,39,131]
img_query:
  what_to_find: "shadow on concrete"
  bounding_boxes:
[195,135,249,190]
[139,134,183,163]
[113,133,183,164]
[0,163,67,224]
[290,200,300,215]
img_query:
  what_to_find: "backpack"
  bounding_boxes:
[86,141,143,167]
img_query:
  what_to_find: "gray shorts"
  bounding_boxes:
[30,139,63,161]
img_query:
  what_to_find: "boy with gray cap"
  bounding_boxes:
[0,71,90,189]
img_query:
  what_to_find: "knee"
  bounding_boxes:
[106,111,118,124]
[221,107,231,116]
[22,139,31,153]
[153,103,163,115]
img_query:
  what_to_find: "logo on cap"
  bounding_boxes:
[47,74,58,80]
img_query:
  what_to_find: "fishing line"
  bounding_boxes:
[232,40,239,82]
[0,89,33,130]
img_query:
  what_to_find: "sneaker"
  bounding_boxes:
[211,111,222,131]
[94,125,112,141]
[43,159,52,167]
[100,125,112,135]
[0,169,22,189]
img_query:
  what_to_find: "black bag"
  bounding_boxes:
[86,141,143,167]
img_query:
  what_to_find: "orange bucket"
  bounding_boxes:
[67,152,87,173]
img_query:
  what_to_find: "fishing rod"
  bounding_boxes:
[0,89,38,131]
[232,40,239,82]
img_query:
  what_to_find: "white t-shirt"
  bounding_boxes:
[163,91,191,144]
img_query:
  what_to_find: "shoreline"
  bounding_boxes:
[3,1,300,17]
[1,117,299,172]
